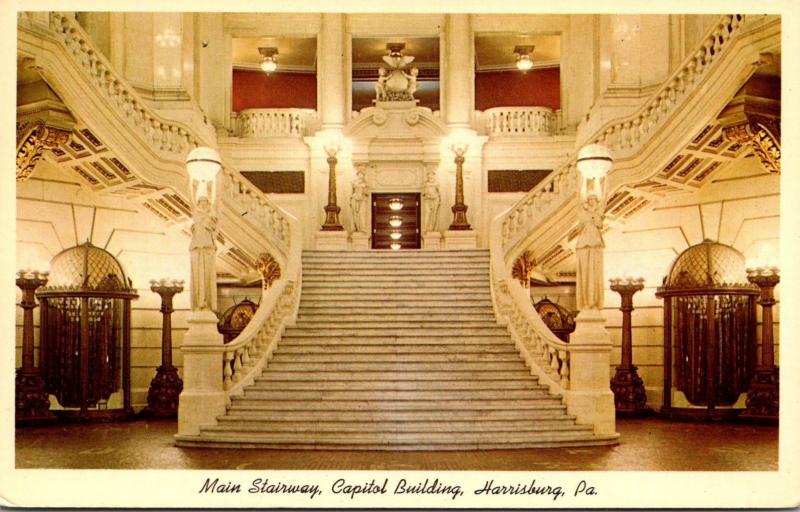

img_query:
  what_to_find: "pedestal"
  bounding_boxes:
[15,369,54,423]
[564,310,617,435]
[610,366,649,416]
[350,231,370,250]
[442,230,477,249]
[176,310,226,437]
[740,367,779,422]
[314,230,350,250]
[422,232,443,250]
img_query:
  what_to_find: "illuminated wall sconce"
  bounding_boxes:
[258,47,278,73]
[514,45,534,72]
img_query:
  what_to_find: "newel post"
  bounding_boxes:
[177,147,227,437]
[563,144,617,435]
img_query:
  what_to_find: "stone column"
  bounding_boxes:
[443,14,473,128]
[318,13,347,129]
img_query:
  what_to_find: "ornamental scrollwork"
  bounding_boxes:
[511,250,537,288]
[255,252,281,288]
[16,120,71,181]
[722,116,780,174]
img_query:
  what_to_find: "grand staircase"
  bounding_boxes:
[179,251,619,450]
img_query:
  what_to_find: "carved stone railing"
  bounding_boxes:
[484,107,561,137]
[221,279,299,403]
[231,108,314,138]
[489,14,768,407]
[497,14,757,260]
[20,13,305,429]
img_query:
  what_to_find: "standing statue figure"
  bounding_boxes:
[404,68,418,98]
[575,193,605,311]
[189,196,218,312]
[375,67,388,102]
[422,168,441,233]
[349,168,369,233]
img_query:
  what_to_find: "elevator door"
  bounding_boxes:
[371,193,421,249]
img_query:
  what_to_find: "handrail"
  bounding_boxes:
[231,108,314,138]
[36,13,303,408]
[484,106,560,137]
[489,14,751,398]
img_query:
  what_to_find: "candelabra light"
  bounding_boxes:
[15,270,55,424]
[321,138,344,231]
[145,279,185,418]
[448,142,471,230]
[741,265,779,422]
[609,276,650,416]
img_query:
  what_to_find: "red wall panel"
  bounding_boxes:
[232,69,317,111]
[475,68,560,111]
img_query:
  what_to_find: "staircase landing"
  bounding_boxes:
[176,250,619,450]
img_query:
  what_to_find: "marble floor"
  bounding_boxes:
[15,417,777,471]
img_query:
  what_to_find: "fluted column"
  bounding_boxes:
[318,13,347,129]
[443,14,473,128]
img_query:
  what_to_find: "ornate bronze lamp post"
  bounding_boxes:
[15,270,55,423]
[609,276,649,416]
[321,141,344,231]
[742,265,779,421]
[146,279,185,417]
[448,142,471,230]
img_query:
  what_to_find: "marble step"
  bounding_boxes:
[302,274,489,283]
[275,344,516,354]
[228,397,563,410]
[221,407,570,422]
[292,315,498,325]
[297,309,497,325]
[303,250,488,259]
[300,293,492,310]
[263,361,525,372]
[296,306,494,315]
[283,327,506,337]
[206,420,590,434]
[300,281,488,289]
[254,370,533,381]
[300,284,488,294]
[297,292,492,301]
[279,336,513,345]
[303,269,488,277]
[269,353,520,363]
[240,388,551,401]
[248,379,542,391]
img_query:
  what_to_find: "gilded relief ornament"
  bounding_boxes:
[511,250,537,288]
[722,117,780,174]
[16,120,70,181]
[255,252,281,288]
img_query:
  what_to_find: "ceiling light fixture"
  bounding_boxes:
[258,47,279,73]
[388,216,402,228]
[388,198,404,211]
[514,45,534,72]
[390,242,401,250]
[390,231,402,240]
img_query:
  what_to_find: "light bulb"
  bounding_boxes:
[516,55,533,71]
[261,58,277,73]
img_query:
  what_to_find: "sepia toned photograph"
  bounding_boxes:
[4,1,796,508]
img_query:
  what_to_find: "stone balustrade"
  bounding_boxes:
[497,14,747,254]
[487,14,750,434]
[484,107,560,137]
[232,108,314,138]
